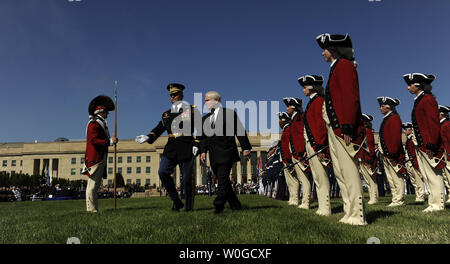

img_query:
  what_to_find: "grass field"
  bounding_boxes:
[0,194,448,244]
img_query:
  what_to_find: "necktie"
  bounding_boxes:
[210,108,216,129]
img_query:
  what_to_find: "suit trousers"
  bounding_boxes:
[158,156,194,210]
[382,157,405,206]
[86,161,105,212]
[405,164,426,202]
[323,104,367,225]
[359,163,379,204]
[283,166,300,205]
[416,149,445,211]
[305,141,331,215]
[292,157,311,209]
[211,163,241,209]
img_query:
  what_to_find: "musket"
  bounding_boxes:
[285,145,329,170]
[113,81,118,210]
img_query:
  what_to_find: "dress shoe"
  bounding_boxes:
[172,199,184,211]
[214,205,224,214]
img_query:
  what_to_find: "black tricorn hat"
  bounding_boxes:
[377,96,400,107]
[167,83,185,95]
[439,105,450,113]
[283,97,302,108]
[316,33,352,49]
[362,114,374,122]
[277,112,290,121]
[402,122,413,129]
[297,75,324,87]
[402,73,435,86]
[88,95,115,116]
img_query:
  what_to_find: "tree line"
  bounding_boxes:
[0,171,87,189]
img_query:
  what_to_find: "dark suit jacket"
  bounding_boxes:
[200,107,252,166]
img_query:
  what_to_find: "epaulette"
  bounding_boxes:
[162,110,171,119]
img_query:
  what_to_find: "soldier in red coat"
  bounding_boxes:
[377,97,406,206]
[278,111,300,206]
[358,114,379,205]
[404,73,446,212]
[298,74,331,215]
[402,122,426,202]
[283,97,311,209]
[83,95,118,212]
[316,33,367,225]
[438,105,450,203]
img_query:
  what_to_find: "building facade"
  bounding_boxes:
[0,133,281,188]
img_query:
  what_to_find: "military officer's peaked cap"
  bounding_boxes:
[283,97,302,108]
[377,96,400,107]
[277,112,290,121]
[439,105,450,113]
[316,33,352,49]
[88,95,115,116]
[297,75,324,87]
[362,114,374,122]
[402,73,435,85]
[402,122,413,129]
[167,83,185,95]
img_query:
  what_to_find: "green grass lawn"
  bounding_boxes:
[0,194,448,244]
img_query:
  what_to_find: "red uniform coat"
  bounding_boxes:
[324,58,365,147]
[412,92,441,153]
[362,127,377,172]
[379,112,405,173]
[289,112,306,160]
[304,94,327,151]
[412,92,445,169]
[405,135,420,171]
[440,119,450,162]
[84,117,110,177]
[379,113,404,160]
[280,124,293,165]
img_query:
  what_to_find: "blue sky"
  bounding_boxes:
[1,0,449,142]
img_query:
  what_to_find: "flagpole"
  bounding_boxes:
[114,81,118,210]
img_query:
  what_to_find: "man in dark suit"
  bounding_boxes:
[199,91,252,214]
[136,83,201,211]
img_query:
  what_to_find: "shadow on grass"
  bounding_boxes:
[366,210,397,224]
[193,205,283,212]
[241,205,283,210]
[331,205,344,214]
[103,206,161,212]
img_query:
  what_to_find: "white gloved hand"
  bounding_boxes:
[193,146,199,156]
[136,135,149,144]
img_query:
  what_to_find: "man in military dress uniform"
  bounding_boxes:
[402,122,426,202]
[298,75,331,215]
[83,95,118,212]
[359,114,379,205]
[438,105,450,203]
[377,97,406,206]
[278,111,298,205]
[136,83,201,211]
[284,97,311,209]
[404,73,446,212]
[316,33,367,225]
